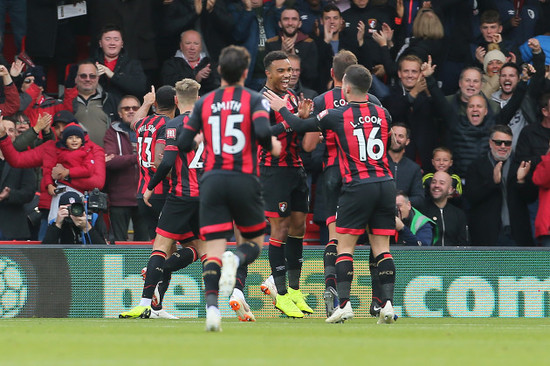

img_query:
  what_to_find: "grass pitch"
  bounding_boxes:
[1,317,549,366]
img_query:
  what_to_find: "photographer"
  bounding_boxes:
[394,191,436,246]
[42,191,106,244]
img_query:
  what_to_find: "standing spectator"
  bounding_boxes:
[532,144,550,246]
[13,112,55,151]
[0,117,36,240]
[266,7,319,90]
[228,0,284,90]
[418,170,469,246]
[481,50,507,98]
[387,123,425,208]
[72,61,118,147]
[394,191,435,246]
[497,0,542,47]
[89,24,147,108]
[383,54,438,172]
[104,95,148,242]
[465,125,534,246]
[18,64,77,127]
[161,30,220,96]
[0,64,20,117]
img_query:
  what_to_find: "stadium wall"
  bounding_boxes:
[0,246,549,318]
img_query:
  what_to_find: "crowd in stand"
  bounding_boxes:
[0,0,549,246]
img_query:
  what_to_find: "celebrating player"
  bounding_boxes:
[179,45,281,332]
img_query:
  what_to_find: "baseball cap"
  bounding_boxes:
[52,110,78,126]
[59,191,83,206]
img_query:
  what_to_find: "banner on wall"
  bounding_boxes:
[0,247,549,318]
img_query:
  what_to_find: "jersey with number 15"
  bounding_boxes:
[184,86,271,176]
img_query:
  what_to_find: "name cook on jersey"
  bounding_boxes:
[317,109,383,128]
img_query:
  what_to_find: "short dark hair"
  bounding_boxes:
[540,93,550,110]
[323,3,341,15]
[77,59,97,70]
[99,23,123,39]
[489,124,513,138]
[343,64,372,94]
[264,51,289,70]
[332,50,357,82]
[155,85,176,110]
[480,9,501,25]
[219,45,250,84]
[499,62,521,76]
[391,122,410,139]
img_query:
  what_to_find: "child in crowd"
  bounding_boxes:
[422,147,463,204]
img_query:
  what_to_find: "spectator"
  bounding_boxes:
[228,0,284,90]
[387,123,425,208]
[383,54,438,172]
[90,24,147,108]
[287,54,318,100]
[532,144,550,246]
[13,112,30,136]
[421,147,463,205]
[313,3,346,92]
[0,118,36,240]
[104,95,148,242]
[0,64,20,117]
[296,0,326,37]
[481,50,507,98]
[161,30,221,96]
[394,191,435,246]
[497,0,542,47]
[266,7,319,91]
[12,112,55,151]
[418,170,469,246]
[17,64,77,127]
[72,61,118,147]
[0,110,105,240]
[492,39,546,150]
[465,125,535,246]
[42,191,107,245]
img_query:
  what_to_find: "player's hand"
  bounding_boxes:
[143,188,153,207]
[270,136,282,157]
[263,89,288,112]
[493,161,503,184]
[143,86,156,106]
[193,132,204,147]
[298,97,313,118]
[517,160,531,183]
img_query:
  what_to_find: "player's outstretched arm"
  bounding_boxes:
[263,90,319,133]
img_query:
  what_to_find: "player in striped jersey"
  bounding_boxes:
[179,45,281,331]
[312,50,383,318]
[258,51,320,318]
[119,79,205,320]
[264,64,398,325]
[131,86,175,239]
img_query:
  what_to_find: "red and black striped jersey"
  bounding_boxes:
[317,101,393,185]
[163,113,202,198]
[258,87,302,167]
[184,86,271,176]
[134,114,170,195]
[313,87,347,169]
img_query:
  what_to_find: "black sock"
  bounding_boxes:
[268,238,287,295]
[324,239,338,289]
[154,247,198,309]
[369,248,382,306]
[235,266,248,291]
[375,252,395,304]
[335,253,353,308]
[142,250,166,300]
[285,235,303,290]
[203,257,221,308]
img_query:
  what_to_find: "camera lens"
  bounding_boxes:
[69,203,85,217]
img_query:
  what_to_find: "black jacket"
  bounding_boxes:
[161,55,220,95]
[42,214,106,245]
[418,199,469,246]
[388,156,425,208]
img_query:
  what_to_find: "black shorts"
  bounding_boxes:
[199,172,266,241]
[323,165,342,225]
[156,195,200,244]
[336,180,396,236]
[260,166,309,218]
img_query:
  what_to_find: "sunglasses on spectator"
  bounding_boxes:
[491,139,512,147]
[23,78,33,84]
[78,73,98,80]
[120,106,140,112]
